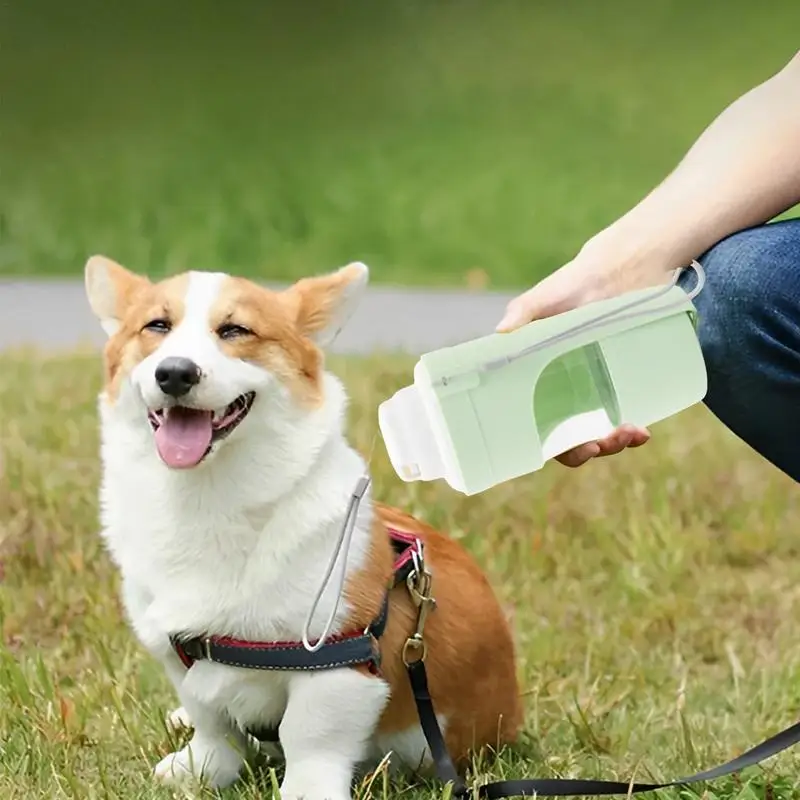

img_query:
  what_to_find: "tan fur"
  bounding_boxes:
[89,260,189,401]
[345,504,522,768]
[210,277,325,408]
[284,263,365,341]
[87,259,364,408]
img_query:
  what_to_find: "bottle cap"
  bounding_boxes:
[378,385,445,483]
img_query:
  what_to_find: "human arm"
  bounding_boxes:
[497,49,800,466]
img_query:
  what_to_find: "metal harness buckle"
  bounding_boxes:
[402,541,437,666]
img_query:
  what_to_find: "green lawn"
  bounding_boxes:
[2,0,799,288]
[1,350,800,799]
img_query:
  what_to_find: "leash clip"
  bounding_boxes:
[403,543,436,665]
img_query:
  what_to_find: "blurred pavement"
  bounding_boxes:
[0,280,517,355]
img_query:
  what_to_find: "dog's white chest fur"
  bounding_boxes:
[100,374,372,707]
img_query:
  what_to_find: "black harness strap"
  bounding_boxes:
[408,656,800,797]
[171,593,388,673]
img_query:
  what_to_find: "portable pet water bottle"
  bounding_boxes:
[378,263,707,496]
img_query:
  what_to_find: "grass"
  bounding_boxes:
[2,0,800,288]
[4,2,800,796]
[1,349,800,800]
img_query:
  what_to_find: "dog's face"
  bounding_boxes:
[85,256,368,469]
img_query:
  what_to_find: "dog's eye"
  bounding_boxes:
[142,319,172,334]
[217,323,253,340]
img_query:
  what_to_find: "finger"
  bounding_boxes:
[607,423,650,447]
[595,428,635,457]
[555,441,601,467]
[595,425,650,457]
[555,425,650,468]
[627,427,651,447]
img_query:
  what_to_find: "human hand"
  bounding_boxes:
[496,242,670,467]
[550,423,650,467]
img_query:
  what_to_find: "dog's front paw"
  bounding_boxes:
[279,789,350,800]
[154,748,195,786]
[280,772,351,800]
[154,741,243,789]
[165,706,193,731]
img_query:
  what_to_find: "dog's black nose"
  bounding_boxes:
[155,357,201,397]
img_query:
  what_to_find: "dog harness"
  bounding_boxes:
[170,527,420,674]
[169,527,800,798]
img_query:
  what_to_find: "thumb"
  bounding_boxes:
[495,255,608,333]
[496,278,574,333]
[495,295,535,333]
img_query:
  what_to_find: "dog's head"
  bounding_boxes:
[85,256,368,470]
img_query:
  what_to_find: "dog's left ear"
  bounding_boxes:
[288,262,369,348]
[85,255,151,337]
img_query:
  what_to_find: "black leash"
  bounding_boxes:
[407,660,471,797]
[408,658,800,797]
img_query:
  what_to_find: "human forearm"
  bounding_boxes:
[585,50,800,284]
[495,51,800,468]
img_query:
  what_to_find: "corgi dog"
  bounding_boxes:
[84,255,521,799]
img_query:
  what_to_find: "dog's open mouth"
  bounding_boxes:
[147,392,256,469]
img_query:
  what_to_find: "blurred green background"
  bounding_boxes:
[2,0,799,288]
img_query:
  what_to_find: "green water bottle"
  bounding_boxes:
[378,265,707,496]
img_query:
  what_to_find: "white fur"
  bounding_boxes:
[91,266,436,799]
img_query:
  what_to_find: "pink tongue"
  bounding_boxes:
[154,408,214,468]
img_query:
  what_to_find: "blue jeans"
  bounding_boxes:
[677,217,800,482]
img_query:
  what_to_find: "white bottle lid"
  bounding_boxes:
[378,385,446,483]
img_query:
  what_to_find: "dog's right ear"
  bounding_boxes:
[286,262,369,349]
[84,255,150,337]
